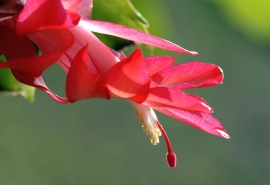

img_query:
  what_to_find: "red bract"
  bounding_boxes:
[0,0,229,168]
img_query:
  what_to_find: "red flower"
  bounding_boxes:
[0,0,81,102]
[0,0,197,103]
[65,45,230,168]
[0,0,229,168]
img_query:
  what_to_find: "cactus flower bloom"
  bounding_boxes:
[0,0,229,168]
[64,42,230,167]
[0,0,197,103]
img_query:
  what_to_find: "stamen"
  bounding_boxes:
[131,102,176,168]
[135,108,161,145]
[157,121,177,168]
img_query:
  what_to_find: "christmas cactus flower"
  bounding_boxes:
[0,0,81,102]
[0,0,230,168]
[0,0,197,102]
[64,40,230,167]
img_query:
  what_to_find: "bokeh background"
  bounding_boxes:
[1,0,270,184]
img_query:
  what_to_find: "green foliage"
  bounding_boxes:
[91,0,149,50]
[0,55,35,102]
[210,0,270,45]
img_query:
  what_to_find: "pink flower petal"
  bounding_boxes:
[28,29,75,55]
[0,51,70,103]
[0,29,74,103]
[104,49,150,103]
[16,0,80,35]
[12,71,69,103]
[58,54,72,73]
[145,86,212,113]
[66,44,110,102]
[151,62,224,89]
[69,21,119,75]
[145,56,175,76]
[86,20,198,56]
[153,106,230,139]
[1,29,74,72]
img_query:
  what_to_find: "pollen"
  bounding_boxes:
[133,104,161,145]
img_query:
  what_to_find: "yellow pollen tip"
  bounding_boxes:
[136,110,162,145]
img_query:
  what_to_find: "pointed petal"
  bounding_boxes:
[11,70,69,103]
[153,106,230,139]
[145,87,212,113]
[1,29,74,74]
[151,62,224,89]
[16,0,80,35]
[0,51,70,103]
[0,29,74,103]
[66,44,110,102]
[86,20,198,56]
[145,56,175,76]
[104,49,150,103]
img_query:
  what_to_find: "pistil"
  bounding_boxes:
[157,121,177,168]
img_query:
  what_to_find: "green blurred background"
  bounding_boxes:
[1,0,270,184]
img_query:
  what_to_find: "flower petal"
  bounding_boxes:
[69,21,119,75]
[28,28,75,55]
[151,62,224,89]
[153,106,230,139]
[0,25,36,59]
[11,70,69,103]
[0,51,70,103]
[66,44,110,102]
[1,29,74,73]
[145,86,212,113]
[104,49,150,103]
[0,29,74,103]
[86,20,198,56]
[145,56,175,76]
[16,0,80,35]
